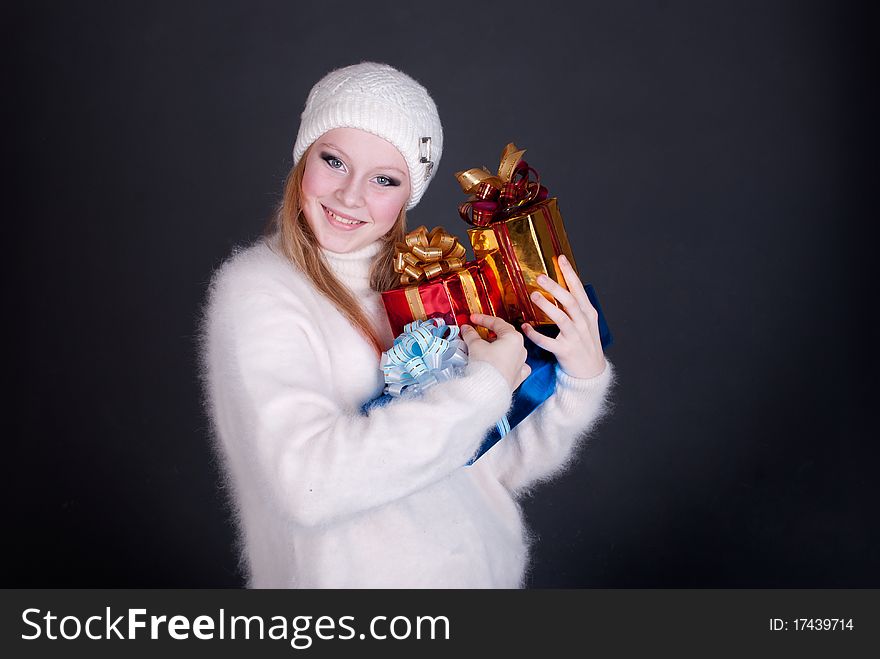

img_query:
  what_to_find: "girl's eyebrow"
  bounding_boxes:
[318,142,407,178]
[318,142,349,157]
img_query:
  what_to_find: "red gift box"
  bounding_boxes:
[381,259,508,340]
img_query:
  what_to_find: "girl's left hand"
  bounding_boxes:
[521,254,607,380]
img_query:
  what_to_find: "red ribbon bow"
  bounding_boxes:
[454,143,549,227]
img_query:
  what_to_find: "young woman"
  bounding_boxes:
[199,62,615,588]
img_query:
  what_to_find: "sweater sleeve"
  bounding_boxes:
[478,359,616,495]
[202,264,513,529]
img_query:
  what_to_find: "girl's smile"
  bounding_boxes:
[322,204,367,229]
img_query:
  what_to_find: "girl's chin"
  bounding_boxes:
[319,237,370,254]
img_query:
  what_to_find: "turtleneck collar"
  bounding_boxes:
[321,240,384,295]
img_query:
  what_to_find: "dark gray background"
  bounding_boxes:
[6,0,876,587]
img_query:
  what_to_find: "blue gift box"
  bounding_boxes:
[467,282,613,463]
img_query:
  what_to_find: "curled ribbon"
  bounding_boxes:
[380,318,510,439]
[381,318,468,396]
[454,143,550,227]
[393,225,468,286]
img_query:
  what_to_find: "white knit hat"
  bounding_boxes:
[292,62,443,210]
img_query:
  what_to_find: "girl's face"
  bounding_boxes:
[301,127,411,254]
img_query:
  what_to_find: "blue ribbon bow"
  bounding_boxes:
[381,318,468,396]
[364,318,511,441]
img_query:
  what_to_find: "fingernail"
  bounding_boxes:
[560,255,568,265]
[531,291,542,301]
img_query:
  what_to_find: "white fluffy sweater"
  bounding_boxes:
[198,233,615,588]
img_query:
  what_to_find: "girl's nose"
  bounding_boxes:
[337,177,365,208]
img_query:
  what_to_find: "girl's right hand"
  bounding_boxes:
[461,313,531,391]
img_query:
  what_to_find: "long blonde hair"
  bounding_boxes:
[264,145,407,357]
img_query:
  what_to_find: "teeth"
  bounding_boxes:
[326,208,363,225]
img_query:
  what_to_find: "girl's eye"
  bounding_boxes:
[374,175,400,187]
[321,154,344,170]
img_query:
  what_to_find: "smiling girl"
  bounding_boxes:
[199,62,614,588]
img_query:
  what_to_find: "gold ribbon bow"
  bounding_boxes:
[393,225,467,286]
[455,142,526,195]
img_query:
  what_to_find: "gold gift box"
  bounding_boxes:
[468,197,578,326]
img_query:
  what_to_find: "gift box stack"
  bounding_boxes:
[381,142,611,346]
[373,142,612,463]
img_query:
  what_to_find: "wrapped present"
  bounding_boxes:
[456,143,579,327]
[381,225,508,340]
